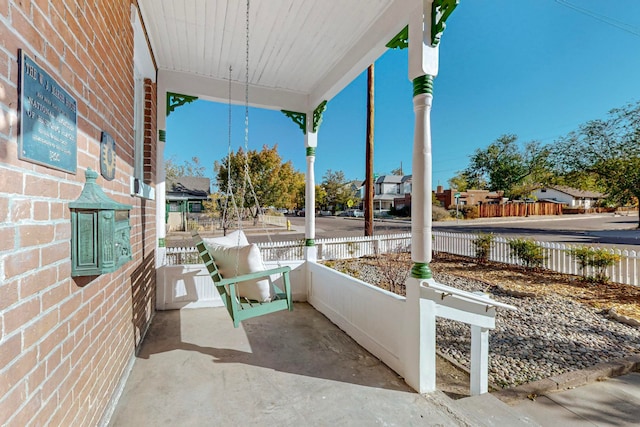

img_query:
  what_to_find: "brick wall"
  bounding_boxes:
[0,1,157,425]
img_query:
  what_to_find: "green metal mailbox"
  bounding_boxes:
[70,168,132,276]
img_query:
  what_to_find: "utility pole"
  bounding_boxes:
[365,64,374,236]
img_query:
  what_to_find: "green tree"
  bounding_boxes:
[448,171,475,191]
[216,145,302,218]
[321,170,356,212]
[464,134,551,199]
[552,101,640,226]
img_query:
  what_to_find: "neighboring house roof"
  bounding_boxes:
[545,186,605,199]
[167,176,210,199]
[401,175,412,183]
[375,175,403,184]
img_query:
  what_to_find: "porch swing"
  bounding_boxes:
[192,0,292,328]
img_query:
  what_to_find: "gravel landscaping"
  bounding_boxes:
[325,255,640,390]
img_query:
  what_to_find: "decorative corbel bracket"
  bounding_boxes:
[167,92,198,116]
[281,110,307,134]
[431,0,459,47]
[312,101,327,133]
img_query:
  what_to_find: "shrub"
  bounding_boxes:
[461,205,479,219]
[472,233,494,264]
[508,238,545,269]
[567,246,621,284]
[432,205,450,221]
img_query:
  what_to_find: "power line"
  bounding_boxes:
[555,0,640,38]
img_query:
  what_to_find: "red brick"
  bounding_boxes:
[0,0,8,17]
[0,347,37,397]
[58,292,81,321]
[0,168,23,193]
[56,263,71,282]
[0,381,27,426]
[59,181,80,201]
[3,296,39,336]
[65,301,89,334]
[39,329,64,367]
[4,248,39,278]
[10,5,44,54]
[10,390,42,427]
[54,222,71,240]
[41,240,69,265]
[24,175,58,198]
[23,309,58,349]
[19,224,55,247]
[0,278,19,310]
[10,199,31,221]
[0,226,15,251]
[41,357,70,400]
[33,201,49,220]
[0,196,9,221]
[41,281,71,312]
[0,332,22,368]
[20,266,56,297]
[50,201,65,220]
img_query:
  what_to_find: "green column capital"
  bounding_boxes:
[411,262,432,279]
[413,75,434,97]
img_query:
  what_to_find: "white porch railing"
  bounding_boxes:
[165,231,639,287]
[165,232,413,264]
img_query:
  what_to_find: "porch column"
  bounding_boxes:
[403,0,457,394]
[155,84,167,268]
[304,128,318,262]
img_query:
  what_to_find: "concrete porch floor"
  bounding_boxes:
[108,303,640,426]
[107,303,477,426]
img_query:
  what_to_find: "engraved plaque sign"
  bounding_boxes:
[18,50,77,173]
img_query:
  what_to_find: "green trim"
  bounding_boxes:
[158,238,166,248]
[158,129,166,142]
[386,25,408,50]
[431,0,459,47]
[412,75,434,97]
[166,92,198,116]
[312,101,327,133]
[281,110,307,135]
[305,239,315,247]
[411,262,432,279]
[306,147,316,156]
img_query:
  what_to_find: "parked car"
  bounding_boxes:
[352,209,364,218]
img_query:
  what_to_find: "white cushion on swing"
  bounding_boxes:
[207,243,271,303]
[202,230,249,248]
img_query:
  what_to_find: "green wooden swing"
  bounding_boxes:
[191,0,293,327]
[192,231,292,328]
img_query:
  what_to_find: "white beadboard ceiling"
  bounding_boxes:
[137,0,415,112]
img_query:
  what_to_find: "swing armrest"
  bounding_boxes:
[215,265,291,287]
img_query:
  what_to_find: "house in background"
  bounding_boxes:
[375,175,404,211]
[533,185,605,209]
[435,186,504,208]
[166,176,211,231]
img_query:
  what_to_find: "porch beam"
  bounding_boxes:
[158,69,308,113]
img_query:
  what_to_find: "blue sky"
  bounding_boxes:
[166,0,640,190]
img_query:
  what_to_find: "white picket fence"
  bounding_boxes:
[433,232,640,287]
[165,231,640,286]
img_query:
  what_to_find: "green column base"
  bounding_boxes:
[411,262,432,279]
[305,239,315,247]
